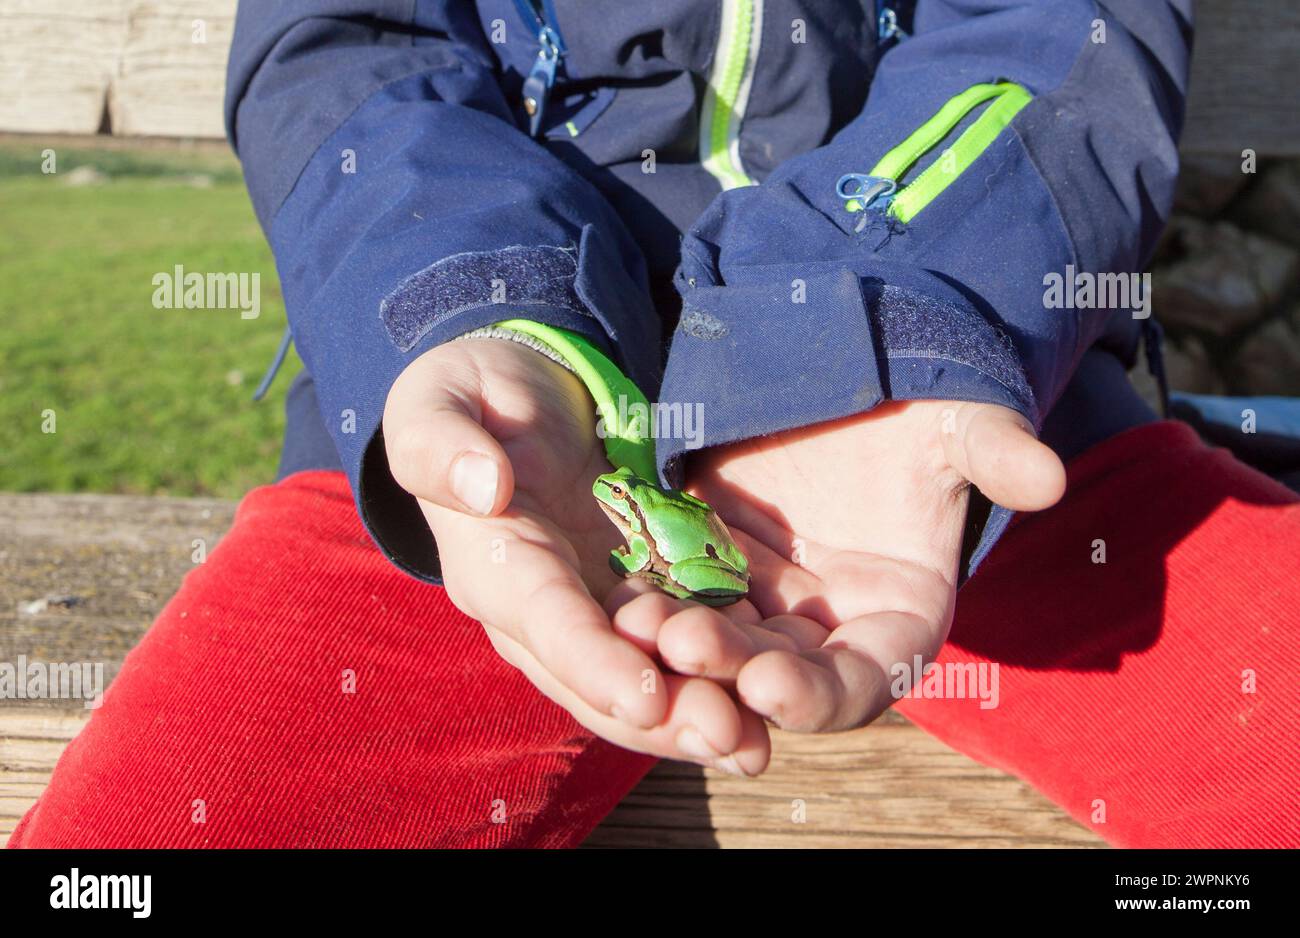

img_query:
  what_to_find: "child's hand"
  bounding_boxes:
[382,338,771,775]
[637,400,1066,732]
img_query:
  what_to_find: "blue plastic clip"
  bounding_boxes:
[836,174,897,212]
[878,7,909,43]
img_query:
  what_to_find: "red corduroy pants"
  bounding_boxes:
[9,421,1299,848]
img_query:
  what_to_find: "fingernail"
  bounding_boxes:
[715,755,750,778]
[451,452,498,515]
[675,726,722,762]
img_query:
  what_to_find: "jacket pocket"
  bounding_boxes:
[836,81,1032,224]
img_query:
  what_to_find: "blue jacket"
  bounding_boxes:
[226,0,1193,582]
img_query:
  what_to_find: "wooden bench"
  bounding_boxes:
[1,0,1297,155]
[0,492,1103,847]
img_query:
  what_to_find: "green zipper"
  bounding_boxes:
[700,0,761,191]
[841,81,1032,223]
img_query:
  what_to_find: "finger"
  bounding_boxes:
[430,506,667,728]
[665,674,769,776]
[604,577,760,627]
[487,626,770,775]
[605,580,763,658]
[737,610,938,732]
[603,577,677,619]
[757,613,832,649]
[657,605,805,682]
[606,584,687,656]
[724,705,774,779]
[609,592,820,684]
[943,404,1066,512]
[383,357,514,516]
[717,597,763,627]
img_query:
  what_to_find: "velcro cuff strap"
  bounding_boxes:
[490,318,658,480]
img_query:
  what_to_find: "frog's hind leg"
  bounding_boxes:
[632,568,695,601]
[666,558,749,606]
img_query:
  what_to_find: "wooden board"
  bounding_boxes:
[0,0,1297,154]
[1182,0,1300,155]
[109,0,236,138]
[0,0,127,135]
[0,492,236,693]
[587,715,1105,848]
[0,0,233,138]
[2,707,1103,848]
[0,492,1103,848]
[0,711,86,842]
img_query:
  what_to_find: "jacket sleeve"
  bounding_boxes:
[225,0,662,581]
[660,0,1192,574]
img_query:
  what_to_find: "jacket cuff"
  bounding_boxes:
[658,261,1035,581]
[298,227,658,584]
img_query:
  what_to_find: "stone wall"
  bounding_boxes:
[1145,156,1300,399]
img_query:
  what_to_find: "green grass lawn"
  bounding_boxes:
[0,140,302,497]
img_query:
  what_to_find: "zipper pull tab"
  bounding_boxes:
[836,173,896,213]
[878,7,909,43]
[522,25,562,137]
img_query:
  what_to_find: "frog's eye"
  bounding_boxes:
[610,485,625,499]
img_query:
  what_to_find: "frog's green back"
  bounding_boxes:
[638,489,748,574]
[706,514,749,574]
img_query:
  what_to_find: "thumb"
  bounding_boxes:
[942,404,1066,512]
[382,355,515,516]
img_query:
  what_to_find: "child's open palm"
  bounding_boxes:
[382,338,771,775]
[633,400,1067,732]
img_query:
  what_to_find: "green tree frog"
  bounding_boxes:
[592,466,750,606]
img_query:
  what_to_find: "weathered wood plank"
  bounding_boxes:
[589,721,1104,848]
[1182,0,1300,155]
[0,711,86,839]
[0,491,1102,847]
[0,493,237,705]
[0,710,87,839]
[1,708,1102,848]
[0,0,127,135]
[109,0,236,138]
[1,0,1297,153]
